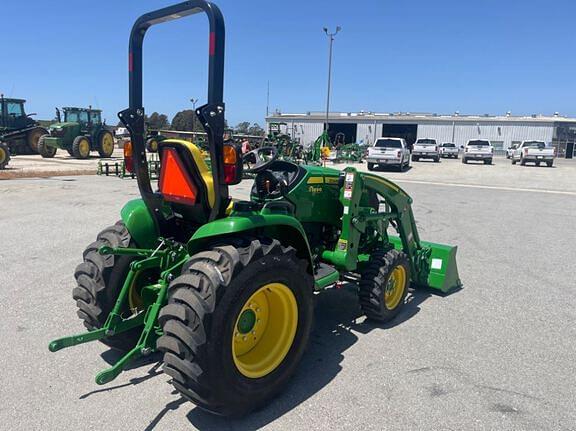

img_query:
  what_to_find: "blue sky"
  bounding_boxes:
[2,0,575,126]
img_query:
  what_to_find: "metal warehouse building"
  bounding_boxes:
[265,112,576,158]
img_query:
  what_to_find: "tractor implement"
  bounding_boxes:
[49,0,460,417]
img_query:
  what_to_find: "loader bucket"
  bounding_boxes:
[389,236,461,294]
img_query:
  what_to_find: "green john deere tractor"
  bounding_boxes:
[38,107,114,159]
[49,1,460,417]
[0,95,48,166]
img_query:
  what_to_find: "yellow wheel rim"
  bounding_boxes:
[102,133,114,155]
[385,265,407,309]
[232,283,298,379]
[150,139,158,152]
[0,148,5,164]
[79,138,90,157]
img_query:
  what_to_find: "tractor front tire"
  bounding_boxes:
[0,142,10,169]
[72,136,91,159]
[359,249,410,322]
[73,222,143,352]
[37,135,57,158]
[97,130,115,158]
[146,137,159,153]
[158,238,314,416]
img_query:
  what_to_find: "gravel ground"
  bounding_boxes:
[1,158,575,430]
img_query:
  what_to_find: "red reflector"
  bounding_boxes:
[159,148,197,205]
[224,164,237,184]
[209,32,216,56]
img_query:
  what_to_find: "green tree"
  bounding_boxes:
[234,121,251,134]
[248,123,265,136]
[148,112,170,129]
[171,110,196,131]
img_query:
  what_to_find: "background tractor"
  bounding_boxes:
[0,95,48,167]
[49,0,460,417]
[37,107,114,159]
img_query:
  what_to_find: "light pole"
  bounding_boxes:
[190,98,198,133]
[323,26,341,134]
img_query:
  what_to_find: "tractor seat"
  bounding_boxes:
[158,139,217,223]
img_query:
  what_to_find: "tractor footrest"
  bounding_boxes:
[314,263,340,290]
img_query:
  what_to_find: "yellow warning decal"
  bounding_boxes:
[307,176,324,184]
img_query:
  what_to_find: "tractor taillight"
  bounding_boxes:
[224,164,237,184]
[124,141,134,173]
[223,142,243,185]
[159,147,197,205]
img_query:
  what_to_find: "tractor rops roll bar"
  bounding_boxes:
[118,1,227,225]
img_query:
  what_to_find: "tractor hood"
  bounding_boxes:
[49,122,78,130]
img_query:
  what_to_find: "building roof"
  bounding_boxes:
[267,111,576,124]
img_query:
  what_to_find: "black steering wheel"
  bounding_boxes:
[242,146,279,173]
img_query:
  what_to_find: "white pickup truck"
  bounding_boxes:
[439,142,459,159]
[462,139,493,164]
[511,140,555,167]
[367,137,411,171]
[412,138,440,162]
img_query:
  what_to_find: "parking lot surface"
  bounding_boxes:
[1,158,575,430]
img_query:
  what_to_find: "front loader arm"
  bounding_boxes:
[322,167,460,293]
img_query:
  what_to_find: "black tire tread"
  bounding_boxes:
[359,248,409,322]
[157,237,304,415]
[72,222,138,351]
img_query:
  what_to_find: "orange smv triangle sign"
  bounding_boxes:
[159,148,198,205]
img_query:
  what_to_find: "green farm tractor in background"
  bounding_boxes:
[0,95,48,168]
[38,107,114,159]
[49,1,460,417]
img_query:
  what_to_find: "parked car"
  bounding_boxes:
[412,138,440,162]
[511,140,555,167]
[462,139,493,164]
[367,137,411,171]
[439,142,459,159]
[506,143,518,159]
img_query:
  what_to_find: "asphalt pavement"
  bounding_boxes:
[1,157,575,430]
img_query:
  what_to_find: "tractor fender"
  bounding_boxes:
[187,214,315,274]
[120,198,159,249]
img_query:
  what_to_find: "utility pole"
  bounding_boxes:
[323,26,341,134]
[190,98,198,133]
[266,81,270,118]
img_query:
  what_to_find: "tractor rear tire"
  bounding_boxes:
[27,127,46,153]
[73,222,143,352]
[157,238,314,416]
[37,135,57,158]
[359,249,410,322]
[72,136,91,159]
[0,142,10,169]
[97,130,115,158]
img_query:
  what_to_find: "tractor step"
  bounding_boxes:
[314,263,340,290]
